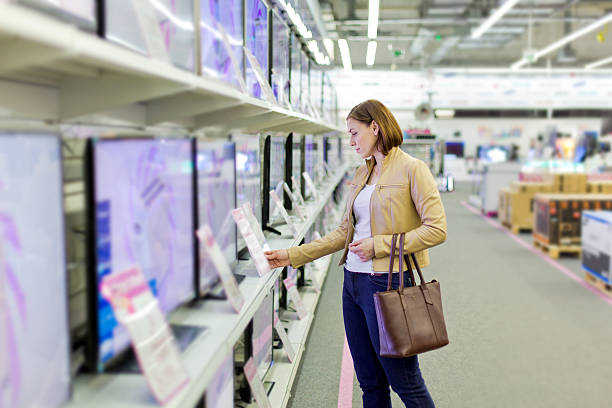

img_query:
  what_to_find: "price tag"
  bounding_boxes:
[302,172,319,200]
[270,191,298,236]
[100,266,189,405]
[273,311,296,363]
[242,203,270,251]
[232,208,271,276]
[244,48,277,105]
[243,357,272,408]
[283,182,307,222]
[283,277,308,320]
[131,0,171,64]
[196,225,244,313]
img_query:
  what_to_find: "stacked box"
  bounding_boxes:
[551,173,587,193]
[587,181,612,194]
[533,194,612,246]
[498,188,511,225]
[503,182,553,230]
[581,211,612,284]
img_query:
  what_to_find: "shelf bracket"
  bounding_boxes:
[146,92,241,125]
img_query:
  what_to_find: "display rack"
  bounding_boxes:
[66,162,352,408]
[0,3,341,134]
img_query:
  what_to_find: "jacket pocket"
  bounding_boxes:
[377,184,411,227]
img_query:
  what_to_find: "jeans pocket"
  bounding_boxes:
[368,274,393,291]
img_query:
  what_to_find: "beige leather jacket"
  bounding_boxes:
[287,146,447,272]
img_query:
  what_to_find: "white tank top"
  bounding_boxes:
[345,184,376,273]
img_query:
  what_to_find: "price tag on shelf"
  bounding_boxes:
[232,208,271,276]
[283,277,308,320]
[290,176,307,207]
[196,225,244,313]
[99,266,189,405]
[283,182,307,222]
[274,311,296,363]
[244,48,277,105]
[242,203,270,252]
[302,172,320,200]
[243,357,272,408]
[270,190,298,237]
[131,0,171,64]
[216,23,248,93]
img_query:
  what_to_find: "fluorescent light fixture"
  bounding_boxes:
[366,41,377,66]
[435,109,455,118]
[428,7,466,15]
[338,39,352,72]
[368,0,380,39]
[471,0,520,39]
[586,56,612,69]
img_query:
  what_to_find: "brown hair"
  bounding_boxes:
[346,99,403,155]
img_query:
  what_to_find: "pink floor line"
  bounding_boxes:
[460,201,612,306]
[337,335,354,408]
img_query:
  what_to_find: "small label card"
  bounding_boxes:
[283,182,307,222]
[291,176,307,207]
[283,277,308,320]
[232,208,271,276]
[243,357,272,408]
[244,48,277,105]
[274,311,296,363]
[302,172,320,200]
[100,266,189,405]
[270,190,298,236]
[196,225,244,313]
[242,203,270,252]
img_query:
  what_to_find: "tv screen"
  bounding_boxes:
[196,140,237,293]
[0,133,70,408]
[445,141,465,158]
[89,138,195,369]
[234,135,261,249]
[17,0,96,29]
[252,288,273,379]
[271,10,290,104]
[104,0,196,71]
[199,0,244,88]
[205,354,234,407]
[304,134,316,196]
[300,50,310,112]
[245,0,269,98]
[289,32,301,110]
[310,67,322,115]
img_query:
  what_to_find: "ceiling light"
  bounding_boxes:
[368,0,380,39]
[338,39,352,72]
[428,7,466,15]
[435,109,455,118]
[471,0,521,39]
[486,26,525,34]
[366,41,377,66]
[585,56,612,69]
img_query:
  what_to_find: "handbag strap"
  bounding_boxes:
[399,233,427,287]
[386,234,398,290]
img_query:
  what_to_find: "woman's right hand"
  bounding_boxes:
[264,249,291,269]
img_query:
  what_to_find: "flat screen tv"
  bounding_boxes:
[289,32,301,110]
[271,9,290,104]
[86,138,196,371]
[251,288,273,379]
[300,50,310,112]
[205,354,234,407]
[0,132,71,408]
[17,0,96,30]
[445,141,465,158]
[262,135,287,230]
[195,140,237,295]
[233,135,262,251]
[199,0,244,88]
[245,0,269,99]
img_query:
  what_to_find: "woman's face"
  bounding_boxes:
[347,118,379,159]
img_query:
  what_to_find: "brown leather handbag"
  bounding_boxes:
[373,233,449,358]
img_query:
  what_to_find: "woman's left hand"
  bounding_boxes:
[349,238,375,261]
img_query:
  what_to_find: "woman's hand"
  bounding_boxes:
[349,238,375,262]
[264,249,291,269]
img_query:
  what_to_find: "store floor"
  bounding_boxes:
[287,183,612,408]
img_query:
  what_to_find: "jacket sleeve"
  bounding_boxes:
[373,160,447,257]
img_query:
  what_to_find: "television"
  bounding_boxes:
[304,134,316,199]
[251,288,273,379]
[300,50,310,113]
[103,0,196,71]
[16,0,96,30]
[291,134,305,200]
[86,138,196,371]
[195,140,237,295]
[289,32,301,110]
[245,0,269,99]
[478,145,509,163]
[205,354,234,407]
[233,135,261,252]
[271,9,290,105]
[0,133,71,408]
[310,67,322,115]
[262,135,287,231]
[445,141,465,158]
[199,0,244,88]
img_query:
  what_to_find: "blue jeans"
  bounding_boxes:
[342,268,435,408]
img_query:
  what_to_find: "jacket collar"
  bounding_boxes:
[365,146,401,173]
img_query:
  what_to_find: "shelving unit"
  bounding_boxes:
[0,3,340,134]
[66,163,352,408]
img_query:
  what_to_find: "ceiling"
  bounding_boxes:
[318,0,612,69]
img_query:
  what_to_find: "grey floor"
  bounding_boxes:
[288,183,612,408]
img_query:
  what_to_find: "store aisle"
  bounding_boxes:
[289,183,612,408]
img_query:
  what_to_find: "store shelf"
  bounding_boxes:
[0,3,340,134]
[66,163,351,408]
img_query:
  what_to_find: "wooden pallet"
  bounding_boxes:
[584,272,612,299]
[533,239,581,259]
[502,221,532,235]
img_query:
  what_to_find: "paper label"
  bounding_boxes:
[196,225,244,313]
[273,311,296,363]
[244,48,277,104]
[283,277,308,320]
[302,172,319,200]
[270,191,298,236]
[243,357,272,408]
[100,266,189,405]
[283,182,307,222]
[131,0,171,63]
[216,23,248,93]
[232,208,271,276]
[242,203,270,251]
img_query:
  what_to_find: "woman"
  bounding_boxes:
[265,99,447,407]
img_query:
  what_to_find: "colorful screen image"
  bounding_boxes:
[92,138,195,367]
[17,0,96,27]
[269,136,286,218]
[199,0,244,88]
[300,50,309,111]
[0,133,70,408]
[304,134,317,193]
[234,136,261,249]
[252,289,273,379]
[292,134,303,190]
[104,0,196,70]
[271,12,289,103]
[289,32,301,109]
[245,0,269,98]
[196,140,237,292]
[205,354,234,407]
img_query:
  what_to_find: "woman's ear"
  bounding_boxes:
[371,120,379,136]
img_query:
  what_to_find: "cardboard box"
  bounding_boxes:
[534,194,612,246]
[498,188,511,225]
[551,173,587,194]
[587,181,612,194]
[581,211,612,284]
[510,182,553,194]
